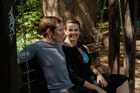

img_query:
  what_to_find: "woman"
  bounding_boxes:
[63,18,129,93]
[63,18,107,93]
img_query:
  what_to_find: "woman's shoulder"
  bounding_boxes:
[77,43,88,53]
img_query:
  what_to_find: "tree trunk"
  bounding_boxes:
[43,0,59,16]
[108,0,120,74]
[0,0,18,93]
[42,0,97,44]
[123,0,135,92]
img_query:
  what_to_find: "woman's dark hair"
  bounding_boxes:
[64,18,80,29]
[38,16,61,37]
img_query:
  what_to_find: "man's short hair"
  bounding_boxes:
[38,16,61,36]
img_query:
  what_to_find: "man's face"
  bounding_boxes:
[53,23,65,43]
[64,23,80,42]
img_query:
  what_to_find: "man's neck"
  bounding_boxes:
[42,38,56,44]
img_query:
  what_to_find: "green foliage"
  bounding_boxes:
[96,22,108,32]
[16,0,43,52]
[135,20,140,28]
[97,0,108,22]
[96,0,109,33]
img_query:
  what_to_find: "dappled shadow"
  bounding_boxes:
[135,59,140,93]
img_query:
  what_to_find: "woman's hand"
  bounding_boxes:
[84,80,107,93]
[96,74,108,87]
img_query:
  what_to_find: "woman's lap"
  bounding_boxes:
[103,74,128,93]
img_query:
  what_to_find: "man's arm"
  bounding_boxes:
[17,44,36,64]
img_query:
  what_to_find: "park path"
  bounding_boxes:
[135,40,140,93]
[135,59,140,93]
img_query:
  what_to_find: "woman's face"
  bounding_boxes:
[65,23,80,42]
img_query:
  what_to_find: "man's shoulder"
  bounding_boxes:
[23,41,46,51]
[62,43,74,50]
[33,40,53,48]
[62,42,69,46]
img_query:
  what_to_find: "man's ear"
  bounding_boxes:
[47,28,54,34]
[46,28,54,38]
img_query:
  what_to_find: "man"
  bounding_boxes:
[18,16,74,93]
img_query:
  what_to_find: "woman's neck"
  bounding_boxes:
[64,37,77,47]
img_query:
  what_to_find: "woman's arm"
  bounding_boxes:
[84,81,106,93]
[91,65,108,87]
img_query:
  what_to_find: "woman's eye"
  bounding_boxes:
[68,28,79,32]
[74,29,79,32]
[69,29,73,32]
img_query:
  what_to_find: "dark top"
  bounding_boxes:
[63,44,128,93]
[63,44,96,87]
